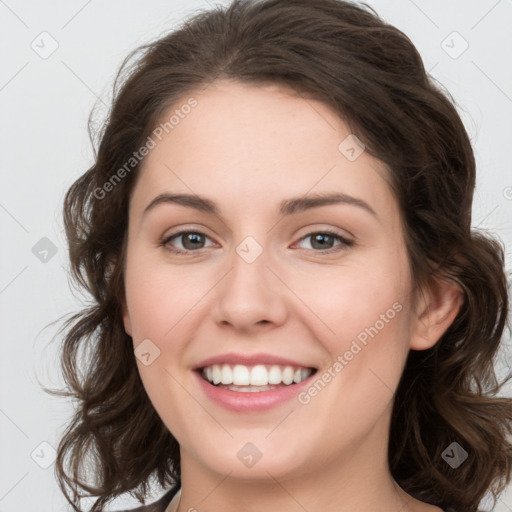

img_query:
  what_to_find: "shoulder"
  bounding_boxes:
[111,485,180,512]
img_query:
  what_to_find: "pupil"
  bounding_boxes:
[312,234,332,249]
[184,233,203,249]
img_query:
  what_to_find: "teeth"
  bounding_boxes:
[220,384,285,392]
[201,363,314,387]
[221,365,233,385]
[282,366,294,385]
[212,365,222,385]
[268,365,282,385]
[233,364,250,385]
[250,365,268,385]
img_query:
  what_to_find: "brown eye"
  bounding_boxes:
[295,231,354,253]
[161,230,214,254]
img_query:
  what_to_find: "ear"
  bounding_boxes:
[122,295,133,337]
[107,258,133,337]
[409,274,463,351]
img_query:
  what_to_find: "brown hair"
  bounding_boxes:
[46,0,512,510]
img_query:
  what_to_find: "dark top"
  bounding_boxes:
[114,485,464,512]
[115,486,179,512]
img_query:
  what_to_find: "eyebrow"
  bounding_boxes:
[143,192,377,218]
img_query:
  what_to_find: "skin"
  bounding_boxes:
[122,79,462,512]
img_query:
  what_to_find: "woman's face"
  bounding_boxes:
[122,79,431,483]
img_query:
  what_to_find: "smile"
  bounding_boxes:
[201,363,315,391]
[194,362,318,412]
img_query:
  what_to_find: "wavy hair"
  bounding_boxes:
[46,0,512,510]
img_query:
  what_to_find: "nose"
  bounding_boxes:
[211,244,289,333]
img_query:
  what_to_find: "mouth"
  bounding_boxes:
[197,363,318,392]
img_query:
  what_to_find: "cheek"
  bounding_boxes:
[293,248,412,404]
[123,251,200,434]
[294,251,410,349]
[124,250,201,342]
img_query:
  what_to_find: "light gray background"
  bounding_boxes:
[1,0,511,511]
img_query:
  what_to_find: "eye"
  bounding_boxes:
[294,230,354,253]
[160,230,215,254]
[159,229,354,255]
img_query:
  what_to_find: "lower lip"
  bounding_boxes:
[194,370,317,412]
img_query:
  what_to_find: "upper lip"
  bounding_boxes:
[193,353,316,370]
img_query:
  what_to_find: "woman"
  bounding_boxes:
[48,0,512,511]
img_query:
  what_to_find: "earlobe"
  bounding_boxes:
[409,275,464,351]
[122,297,132,337]
[119,286,132,337]
[107,257,132,337]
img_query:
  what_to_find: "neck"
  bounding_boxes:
[172,421,418,512]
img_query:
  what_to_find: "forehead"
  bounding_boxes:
[130,79,397,223]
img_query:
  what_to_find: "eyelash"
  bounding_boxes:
[159,229,354,255]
